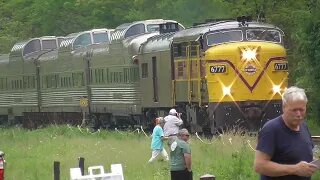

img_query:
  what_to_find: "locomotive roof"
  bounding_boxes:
[10,36,64,58]
[173,21,283,43]
[59,28,113,51]
[110,19,183,43]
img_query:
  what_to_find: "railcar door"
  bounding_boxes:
[152,56,158,102]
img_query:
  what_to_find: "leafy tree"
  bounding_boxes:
[130,0,232,27]
[298,0,320,122]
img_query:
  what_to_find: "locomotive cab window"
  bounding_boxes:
[73,33,92,49]
[93,32,109,44]
[206,30,243,46]
[246,29,281,43]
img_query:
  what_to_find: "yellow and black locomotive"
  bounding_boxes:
[139,17,287,133]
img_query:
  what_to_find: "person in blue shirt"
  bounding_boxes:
[148,117,169,162]
[254,86,318,179]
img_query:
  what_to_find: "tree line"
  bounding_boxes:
[0,0,319,125]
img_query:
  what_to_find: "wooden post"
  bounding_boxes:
[78,157,85,175]
[53,161,60,180]
[200,174,215,180]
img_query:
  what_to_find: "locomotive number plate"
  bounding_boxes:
[210,65,227,73]
[274,63,288,71]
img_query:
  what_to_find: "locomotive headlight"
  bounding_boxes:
[223,86,232,96]
[272,85,281,94]
[240,47,258,61]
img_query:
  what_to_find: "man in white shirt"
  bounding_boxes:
[164,108,183,145]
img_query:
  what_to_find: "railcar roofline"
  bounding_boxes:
[110,19,184,43]
[10,36,64,59]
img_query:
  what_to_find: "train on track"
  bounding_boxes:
[0,17,288,133]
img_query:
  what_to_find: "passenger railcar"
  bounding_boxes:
[0,19,184,129]
[0,17,287,133]
[0,36,63,124]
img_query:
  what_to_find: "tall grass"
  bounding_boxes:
[0,126,319,180]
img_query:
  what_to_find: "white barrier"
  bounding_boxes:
[70,164,124,180]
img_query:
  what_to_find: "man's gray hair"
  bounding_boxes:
[178,128,189,136]
[282,86,308,106]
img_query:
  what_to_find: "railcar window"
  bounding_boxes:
[72,72,84,87]
[11,79,23,89]
[11,80,15,89]
[125,24,145,38]
[177,62,184,77]
[0,78,7,90]
[23,76,35,89]
[45,74,59,88]
[113,72,118,83]
[73,33,92,49]
[173,43,188,57]
[123,68,128,83]
[113,72,123,83]
[19,80,22,89]
[58,38,64,47]
[206,30,243,46]
[109,71,113,83]
[42,39,57,50]
[246,29,281,43]
[93,32,109,44]
[118,72,123,82]
[94,69,105,84]
[61,77,66,87]
[141,63,148,78]
[60,37,74,48]
[60,76,72,88]
[133,67,139,82]
[68,77,72,87]
[190,42,200,56]
[23,39,41,56]
[89,69,93,83]
[147,24,159,32]
[106,68,111,83]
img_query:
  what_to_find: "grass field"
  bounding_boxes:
[0,125,319,180]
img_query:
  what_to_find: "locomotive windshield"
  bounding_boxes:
[206,30,243,46]
[206,28,282,46]
[246,29,281,43]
